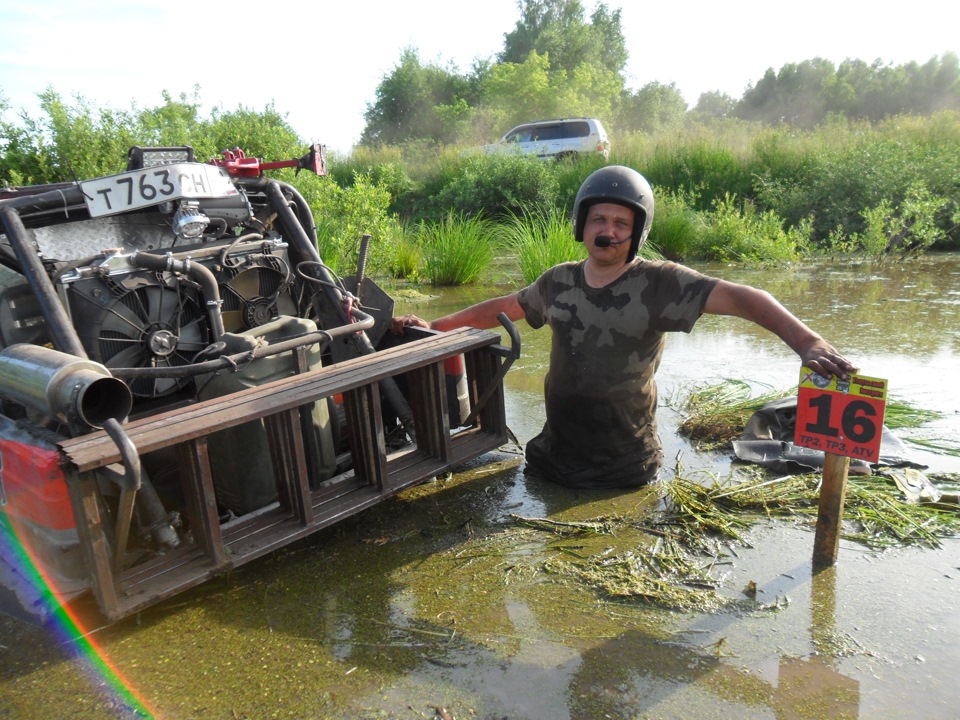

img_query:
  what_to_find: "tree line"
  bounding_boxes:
[360,0,960,145]
[1,0,958,274]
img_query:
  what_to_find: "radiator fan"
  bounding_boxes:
[94,278,208,398]
[220,257,297,333]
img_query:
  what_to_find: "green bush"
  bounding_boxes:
[202,104,302,163]
[830,181,951,258]
[643,140,753,211]
[647,188,705,261]
[5,89,958,262]
[401,152,560,222]
[0,90,137,184]
[749,116,960,248]
[695,194,809,263]
[294,172,403,276]
[550,153,611,211]
[328,145,417,213]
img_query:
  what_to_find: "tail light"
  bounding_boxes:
[1,437,74,531]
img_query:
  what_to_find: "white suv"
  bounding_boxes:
[479,118,610,161]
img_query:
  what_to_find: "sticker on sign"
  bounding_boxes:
[81,163,239,218]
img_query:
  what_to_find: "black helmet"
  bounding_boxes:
[573,165,654,262]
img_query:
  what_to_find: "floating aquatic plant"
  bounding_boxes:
[512,467,959,614]
[551,540,727,612]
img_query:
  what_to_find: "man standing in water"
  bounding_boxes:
[392,166,856,489]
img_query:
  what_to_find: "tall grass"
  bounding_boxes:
[394,152,561,223]
[501,204,586,284]
[647,188,705,261]
[417,213,497,286]
[643,140,754,211]
[386,224,423,280]
[687,194,808,263]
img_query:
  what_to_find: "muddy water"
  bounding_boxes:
[1,254,959,719]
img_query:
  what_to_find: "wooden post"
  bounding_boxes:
[812,452,850,570]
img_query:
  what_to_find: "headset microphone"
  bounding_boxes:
[594,235,628,248]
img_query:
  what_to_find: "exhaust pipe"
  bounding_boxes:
[0,344,133,428]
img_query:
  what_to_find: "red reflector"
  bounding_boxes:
[443,355,465,376]
[0,439,74,530]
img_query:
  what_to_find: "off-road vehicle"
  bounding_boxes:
[0,144,517,623]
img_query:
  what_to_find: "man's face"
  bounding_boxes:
[583,202,636,264]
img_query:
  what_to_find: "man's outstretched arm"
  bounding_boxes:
[703,280,857,379]
[392,293,525,334]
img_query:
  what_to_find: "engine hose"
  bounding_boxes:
[110,310,375,379]
[131,250,226,340]
[218,231,264,268]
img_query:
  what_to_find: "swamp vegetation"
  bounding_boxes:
[501,383,960,617]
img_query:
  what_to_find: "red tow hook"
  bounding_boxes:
[209,144,327,177]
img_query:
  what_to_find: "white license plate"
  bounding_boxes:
[81,163,239,218]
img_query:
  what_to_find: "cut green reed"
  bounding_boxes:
[882,400,943,429]
[513,467,958,614]
[554,541,727,612]
[676,379,791,449]
[496,382,955,613]
[904,437,960,458]
[675,380,945,449]
[661,471,960,550]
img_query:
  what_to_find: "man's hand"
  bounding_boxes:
[391,314,431,334]
[797,338,858,380]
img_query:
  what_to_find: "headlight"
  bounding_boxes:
[127,145,196,170]
[172,200,210,240]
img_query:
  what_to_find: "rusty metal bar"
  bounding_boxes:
[66,473,120,618]
[111,488,137,574]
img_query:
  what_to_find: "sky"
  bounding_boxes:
[1,0,958,155]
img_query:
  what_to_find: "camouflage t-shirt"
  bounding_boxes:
[516,258,718,489]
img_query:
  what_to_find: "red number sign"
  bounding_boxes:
[795,367,888,462]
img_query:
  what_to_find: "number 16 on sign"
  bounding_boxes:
[795,367,888,568]
[795,368,887,462]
